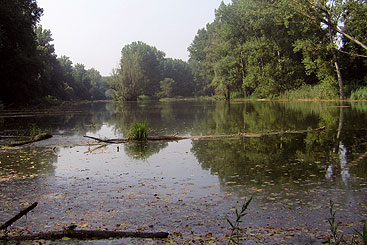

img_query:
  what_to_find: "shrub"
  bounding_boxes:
[137,95,152,101]
[350,87,367,100]
[280,84,338,100]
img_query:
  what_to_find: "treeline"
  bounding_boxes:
[109,41,206,101]
[0,0,109,106]
[188,0,367,100]
[2,0,367,106]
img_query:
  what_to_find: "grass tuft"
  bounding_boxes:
[127,122,151,141]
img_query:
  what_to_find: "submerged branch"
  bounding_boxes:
[84,126,326,144]
[0,230,169,241]
[7,133,52,147]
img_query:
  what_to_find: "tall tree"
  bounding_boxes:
[111,42,165,101]
[0,0,43,105]
[286,0,367,99]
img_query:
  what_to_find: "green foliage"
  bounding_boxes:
[30,124,50,140]
[137,95,152,101]
[110,42,198,101]
[0,0,43,104]
[127,122,152,141]
[0,101,4,111]
[110,42,165,101]
[350,87,367,100]
[226,196,253,244]
[0,2,108,106]
[158,78,176,98]
[281,84,338,100]
[188,0,367,100]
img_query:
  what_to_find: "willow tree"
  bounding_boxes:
[111,42,165,101]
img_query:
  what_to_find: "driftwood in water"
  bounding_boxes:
[0,202,38,230]
[83,135,128,144]
[7,133,52,147]
[1,230,169,241]
[84,126,326,144]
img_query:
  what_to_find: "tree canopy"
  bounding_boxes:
[0,0,108,106]
[109,42,200,101]
[188,0,367,100]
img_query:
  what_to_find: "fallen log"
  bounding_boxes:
[83,135,128,144]
[0,230,169,241]
[0,202,38,230]
[84,126,326,144]
[7,133,52,147]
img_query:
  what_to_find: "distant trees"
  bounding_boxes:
[188,0,367,100]
[0,0,108,106]
[110,42,201,101]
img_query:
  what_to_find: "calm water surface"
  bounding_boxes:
[0,101,366,243]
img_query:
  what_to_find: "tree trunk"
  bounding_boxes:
[240,51,247,98]
[326,12,344,100]
[226,86,231,101]
[335,60,345,100]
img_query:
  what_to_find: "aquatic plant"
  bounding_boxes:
[127,122,151,141]
[226,196,253,244]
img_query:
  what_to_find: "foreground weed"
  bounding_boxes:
[328,200,346,244]
[227,196,253,244]
[354,223,367,245]
[328,200,367,245]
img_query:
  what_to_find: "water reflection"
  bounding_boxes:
[0,147,56,180]
[124,142,168,160]
[0,101,366,193]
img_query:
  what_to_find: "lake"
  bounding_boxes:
[0,100,366,244]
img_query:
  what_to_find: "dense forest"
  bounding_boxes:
[1,0,367,107]
[0,0,110,106]
[188,0,367,100]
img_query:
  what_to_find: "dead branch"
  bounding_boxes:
[84,126,326,144]
[0,230,169,241]
[7,133,52,147]
[83,135,128,144]
[0,202,38,230]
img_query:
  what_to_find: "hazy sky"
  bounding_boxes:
[37,0,230,76]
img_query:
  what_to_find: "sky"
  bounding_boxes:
[37,0,231,76]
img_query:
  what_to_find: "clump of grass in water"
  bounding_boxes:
[226,196,253,244]
[127,122,151,141]
[30,124,50,140]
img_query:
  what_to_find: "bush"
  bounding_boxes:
[127,122,151,141]
[0,101,4,111]
[281,84,338,100]
[137,95,152,101]
[350,87,367,100]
